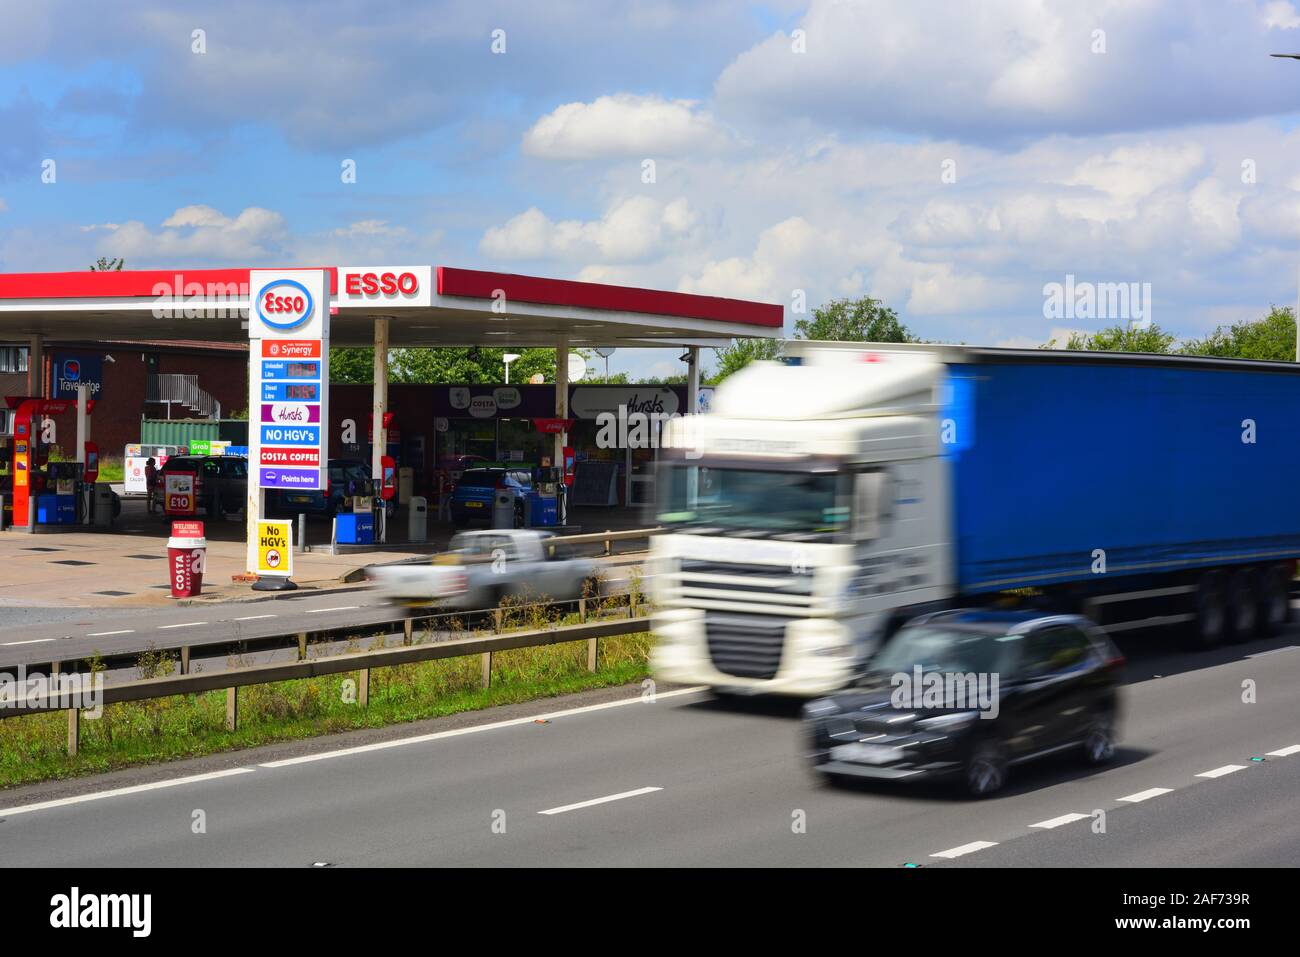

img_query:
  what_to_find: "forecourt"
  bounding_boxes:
[0,264,781,570]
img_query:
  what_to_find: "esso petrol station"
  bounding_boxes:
[0,263,782,586]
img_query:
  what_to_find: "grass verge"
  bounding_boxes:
[0,630,654,791]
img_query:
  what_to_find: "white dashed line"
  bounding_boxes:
[931,841,998,859]
[305,606,361,614]
[1117,788,1173,803]
[538,786,662,816]
[87,630,134,637]
[1030,812,1090,830]
[1266,744,1300,757]
[157,622,205,629]
[259,686,709,768]
[0,768,255,817]
[1196,764,1246,779]
[233,615,276,622]
[0,638,57,646]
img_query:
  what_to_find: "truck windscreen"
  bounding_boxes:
[655,463,849,542]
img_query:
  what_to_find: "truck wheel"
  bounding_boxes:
[1187,571,1227,649]
[1225,568,1258,644]
[1258,564,1291,637]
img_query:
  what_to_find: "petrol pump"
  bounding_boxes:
[5,396,72,528]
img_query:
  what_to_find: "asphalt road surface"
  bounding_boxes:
[0,621,1296,867]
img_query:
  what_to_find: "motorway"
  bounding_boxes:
[0,619,1296,867]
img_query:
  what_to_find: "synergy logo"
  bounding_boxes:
[257,279,314,331]
[63,359,81,382]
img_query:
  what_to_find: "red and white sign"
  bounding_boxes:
[262,339,322,359]
[171,520,205,538]
[164,471,197,515]
[337,265,432,308]
[260,447,321,467]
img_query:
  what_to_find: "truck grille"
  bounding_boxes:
[705,612,793,680]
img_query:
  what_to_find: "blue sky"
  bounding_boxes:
[2,0,1300,378]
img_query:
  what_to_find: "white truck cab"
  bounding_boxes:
[649,346,954,695]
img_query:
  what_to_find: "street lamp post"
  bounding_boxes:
[1272,54,1300,360]
[503,352,521,384]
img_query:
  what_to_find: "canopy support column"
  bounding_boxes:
[373,318,390,543]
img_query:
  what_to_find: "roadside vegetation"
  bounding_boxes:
[0,587,655,790]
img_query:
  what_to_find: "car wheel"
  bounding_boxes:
[513,505,525,529]
[1225,568,1257,644]
[1258,564,1291,637]
[1186,570,1227,650]
[963,739,1007,798]
[1080,717,1117,766]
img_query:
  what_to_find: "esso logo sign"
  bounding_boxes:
[344,271,419,298]
[258,279,314,331]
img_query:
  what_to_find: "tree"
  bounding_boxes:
[711,337,783,383]
[391,347,558,384]
[329,347,375,384]
[89,257,125,271]
[794,295,916,343]
[1043,323,1177,354]
[1180,306,1295,361]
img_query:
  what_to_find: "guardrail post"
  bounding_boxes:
[225,687,238,732]
[604,531,612,556]
[358,668,369,707]
[50,660,61,678]
[481,652,492,689]
[578,597,587,623]
[403,618,413,646]
[67,707,79,756]
[586,637,598,672]
[180,646,190,675]
[297,632,308,660]
[493,609,502,634]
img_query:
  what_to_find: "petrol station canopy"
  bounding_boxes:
[0,265,783,348]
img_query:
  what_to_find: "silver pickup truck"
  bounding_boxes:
[367,529,598,610]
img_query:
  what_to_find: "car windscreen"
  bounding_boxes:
[457,469,502,488]
[870,625,1019,678]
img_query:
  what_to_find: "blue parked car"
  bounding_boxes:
[450,467,533,528]
[271,459,395,519]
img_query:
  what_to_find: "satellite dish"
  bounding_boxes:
[592,346,616,358]
[568,353,587,381]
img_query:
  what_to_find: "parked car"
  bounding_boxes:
[450,467,533,528]
[154,455,248,518]
[804,609,1125,798]
[366,528,597,610]
[270,459,395,519]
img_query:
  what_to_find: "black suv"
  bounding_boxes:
[805,609,1125,797]
[155,455,248,518]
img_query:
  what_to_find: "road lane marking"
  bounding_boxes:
[1196,764,1246,779]
[1,638,58,646]
[1266,744,1300,757]
[0,768,254,818]
[87,630,134,637]
[538,786,662,816]
[1030,812,1089,829]
[259,686,710,768]
[1117,788,1173,803]
[158,622,205,629]
[306,606,361,614]
[234,615,276,622]
[931,841,998,859]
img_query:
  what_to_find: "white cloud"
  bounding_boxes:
[523,94,730,160]
[481,196,700,262]
[1262,1,1300,29]
[715,1,1300,141]
[90,206,287,262]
